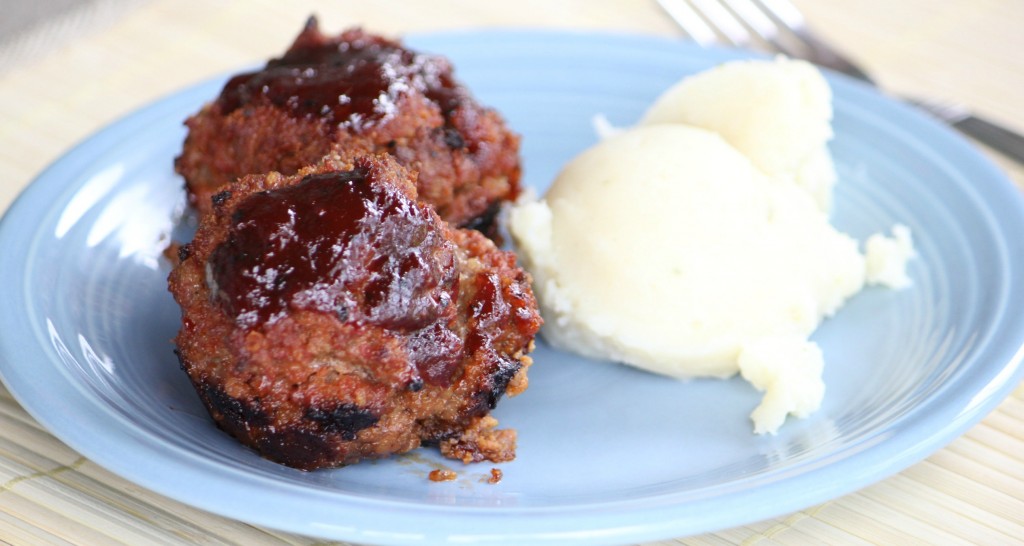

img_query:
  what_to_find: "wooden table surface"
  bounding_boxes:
[0,1,1021,544]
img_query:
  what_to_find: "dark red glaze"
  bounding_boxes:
[216,23,463,132]
[208,161,458,340]
[406,323,464,386]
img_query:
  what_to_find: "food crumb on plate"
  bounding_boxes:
[428,469,458,482]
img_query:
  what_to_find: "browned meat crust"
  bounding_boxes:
[167,154,540,470]
[175,18,521,234]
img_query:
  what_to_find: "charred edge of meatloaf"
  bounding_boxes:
[191,376,382,470]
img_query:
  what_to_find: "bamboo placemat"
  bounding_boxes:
[0,1,1021,544]
[0,0,151,76]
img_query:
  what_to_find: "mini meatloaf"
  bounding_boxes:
[167,154,541,470]
[175,17,521,234]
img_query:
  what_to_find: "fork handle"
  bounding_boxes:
[950,115,1024,164]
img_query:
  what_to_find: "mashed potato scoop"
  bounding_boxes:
[510,59,913,434]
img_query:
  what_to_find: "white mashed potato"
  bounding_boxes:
[509,59,913,434]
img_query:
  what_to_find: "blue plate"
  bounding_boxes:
[1,30,1023,545]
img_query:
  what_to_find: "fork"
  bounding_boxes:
[655,0,1024,164]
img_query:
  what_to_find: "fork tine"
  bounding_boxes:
[718,0,797,56]
[658,0,871,81]
[747,0,874,81]
[688,0,754,47]
[655,0,719,46]
[752,0,809,38]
